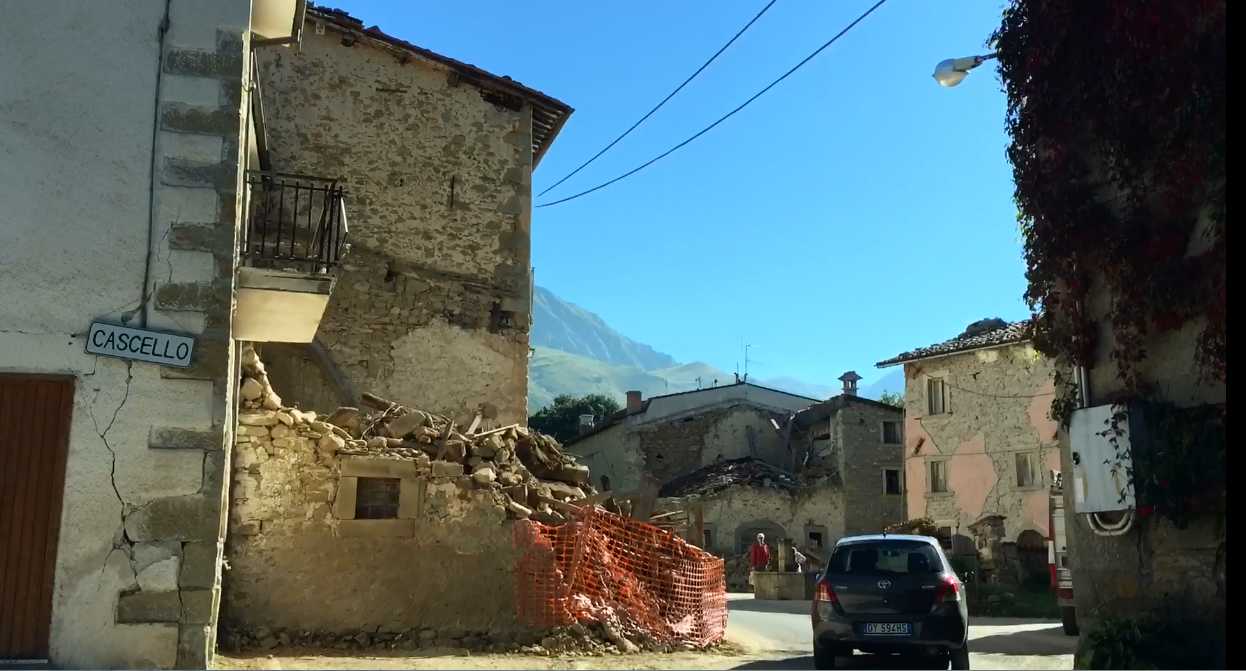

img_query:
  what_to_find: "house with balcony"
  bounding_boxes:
[248,6,573,429]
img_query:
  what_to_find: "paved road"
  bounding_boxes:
[724,593,1075,669]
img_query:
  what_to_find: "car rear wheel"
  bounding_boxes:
[950,643,970,670]
[813,642,840,669]
[1061,606,1079,636]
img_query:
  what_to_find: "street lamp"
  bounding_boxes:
[932,54,996,87]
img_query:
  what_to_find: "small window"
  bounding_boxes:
[600,475,612,491]
[881,420,902,445]
[929,460,949,493]
[809,531,824,549]
[703,528,714,549]
[927,378,948,415]
[1015,452,1036,487]
[936,526,953,549]
[884,469,902,495]
[355,477,400,519]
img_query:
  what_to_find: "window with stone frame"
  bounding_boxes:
[884,468,902,495]
[1015,451,1038,487]
[354,477,400,519]
[929,459,949,493]
[927,378,949,415]
[882,420,902,444]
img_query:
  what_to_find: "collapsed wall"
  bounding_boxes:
[220,345,595,650]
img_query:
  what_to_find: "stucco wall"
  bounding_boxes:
[255,22,535,425]
[220,412,521,641]
[899,343,1061,543]
[0,1,251,667]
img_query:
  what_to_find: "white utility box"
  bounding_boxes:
[1068,403,1138,513]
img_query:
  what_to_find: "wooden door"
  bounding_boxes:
[0,376,73,660]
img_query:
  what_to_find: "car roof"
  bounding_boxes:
[834,534,939,546]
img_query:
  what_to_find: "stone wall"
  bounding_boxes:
[220,406,524,645]
[1062,270,1225,641]
[254,17,536,425]
[900,343,1061,545]
[571,402,792,495]
[835,400,906,536]
[0,3,250,666]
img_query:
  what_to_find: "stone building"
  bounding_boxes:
[0,1,310,666]
[563,382,818,496]
[570,378,905,572]
[876,319,1062,579]
[253,6,572,427]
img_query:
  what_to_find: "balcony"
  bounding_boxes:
[235,171,349,343]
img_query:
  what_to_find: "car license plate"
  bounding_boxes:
[864,623,911,636]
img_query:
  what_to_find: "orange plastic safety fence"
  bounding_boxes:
[514,506,727,647]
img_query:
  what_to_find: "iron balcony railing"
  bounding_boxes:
[241,170,349,273]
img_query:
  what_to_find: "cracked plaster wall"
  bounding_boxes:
[254,25,534,425]
[0,2,250,666]
[899,343,1061,544]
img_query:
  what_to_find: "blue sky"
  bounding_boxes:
[335,1,1028,389]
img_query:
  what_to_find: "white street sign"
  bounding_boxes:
[85,322,195,368]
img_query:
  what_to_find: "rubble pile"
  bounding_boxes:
[658,457,799,498]
[238,344,595,524]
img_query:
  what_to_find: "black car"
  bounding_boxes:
[811,534,970,669]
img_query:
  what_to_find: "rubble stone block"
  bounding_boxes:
[399,479,424,518]
[336,519,415,538]
[180,541,219,590]
[177,623,212,669]
[126,494,219,542]
[386,412,426,439]
[236,424,269,438]
[340,457,419,479]
[137,556,182,592]
[270,424,293,439]
[150,426,222,451]
[117,590,182,623]
[333,477,358,520]
[181,589,214,624]
[238,411,278,427]
[240,378,263,401]
[472,466,497,486]
[431,461,464,478]
[318,433,346,457]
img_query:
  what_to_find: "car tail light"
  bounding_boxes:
[934,575,961,603]
[815,581,838,604]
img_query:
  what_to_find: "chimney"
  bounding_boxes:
[838,370,861,397]
[577,413,595,435]
[626,390,643,414]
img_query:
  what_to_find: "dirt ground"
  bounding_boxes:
[216,642,752,670]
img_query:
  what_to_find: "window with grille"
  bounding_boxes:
[927,378,948,415]
[354,477,400,519]
[884,468,902,495]
[882,420,902,444]
[1015,452,1037,487]
[937,526,953,549]
[929,460,949,493]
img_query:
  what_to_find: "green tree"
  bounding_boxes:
[528,393,622,444]
[878,391,905,408]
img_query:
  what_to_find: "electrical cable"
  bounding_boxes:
[535,0,890,208]
[537,0,778,198]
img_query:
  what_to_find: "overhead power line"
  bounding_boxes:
[537,0,778,199]
[536,0,890,209]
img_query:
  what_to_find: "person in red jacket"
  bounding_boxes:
[747,533,771,589]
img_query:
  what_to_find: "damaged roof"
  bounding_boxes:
[659,457,799,498]
[875,319,1033,368]
[306,4,573,165]
[791,394,903,430]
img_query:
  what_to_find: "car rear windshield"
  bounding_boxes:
[827,541,944,576]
